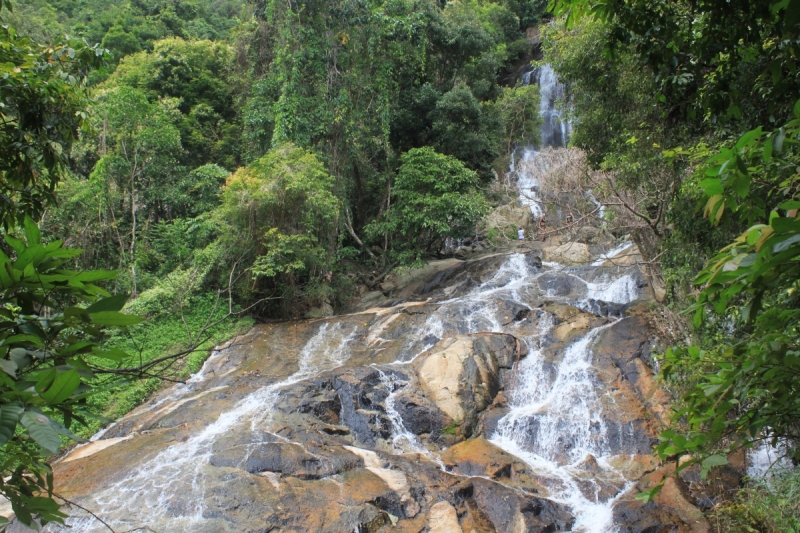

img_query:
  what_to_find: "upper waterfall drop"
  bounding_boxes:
[523,64,571,149]
[512,64,575,221]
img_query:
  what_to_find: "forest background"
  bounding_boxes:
[0,0,797,530]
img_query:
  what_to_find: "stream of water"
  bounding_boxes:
[47,64,648,533]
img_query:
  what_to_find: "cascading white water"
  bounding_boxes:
[47,58,653,531]
[515,147,546,219]
[490,318,636,533]
[512,64,575,220]
[375,369,428,456]
[58,322,361,533]
[533,64,572,149]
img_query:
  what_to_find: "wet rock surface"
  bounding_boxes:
[29,246,707,533]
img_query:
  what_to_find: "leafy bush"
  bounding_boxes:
[219,143,340,312]
[0,220,142,529]
[366,147,489,265]
[709,470,800,533]
[495,83,541,154]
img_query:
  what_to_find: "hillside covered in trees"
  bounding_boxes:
[0,0,797,530]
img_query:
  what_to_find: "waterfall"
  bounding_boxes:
[511,64,575,221]
[42,64,658,533]
[527,64,571,149]
[56,322,362,533]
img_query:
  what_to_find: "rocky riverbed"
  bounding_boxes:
[18,241,720,533]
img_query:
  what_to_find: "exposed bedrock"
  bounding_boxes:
[34,247,715,533]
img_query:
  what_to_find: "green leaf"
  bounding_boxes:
[730,173,751,198]
[23,216,40,246]
[635,482,663,503]
[0,402,24,446]
[40,369,80,404]
[773,128,786,154]
[85,293,129,313]
[700,454,728,477]
[49,417,83,442]
[89,311,142,327]
[4,235,24,255]
[735,127,763,150]
[773,234,800,253]
[20,411,60,454]
[771,217,800,233]
[0,359,18,378]
[9,348,31,371]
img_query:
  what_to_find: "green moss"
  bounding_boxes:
[441,420,461,436]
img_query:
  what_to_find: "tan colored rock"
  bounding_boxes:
[428,501,463,533]
[655,477,710,533]
[306,301,334,318]
[416,337,474,421]
[61,436,133,462]
[543,242,590,264]
[440,438,546,494]
[554,314,593,340]
[607,454,661,481]
[414,336,502,435]
[482,204,533,234]
[596,243,643,267]
[343,446,420,517]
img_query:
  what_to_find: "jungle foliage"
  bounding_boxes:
[0,0,546,524]
[544,0,800,510]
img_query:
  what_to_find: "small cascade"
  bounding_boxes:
[530,64,572,149]
[511,64,569,220]
[514,147,546,218]
[747,437,795,480]
[375,369,428,455]
[591,241,635,267]
[585,274,639,305]
[59,322,361,532]
[490,321,637,533]
[41,58,669,532]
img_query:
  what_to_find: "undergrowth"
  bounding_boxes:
[78,292,254,438]
[708,470,800,533]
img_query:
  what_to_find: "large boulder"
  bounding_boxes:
[543,242,591,264]
[447,477,574,533]
[440,438,546,494]
[615,468,710,533]
[481,204,533,235]
[414,335,522,437]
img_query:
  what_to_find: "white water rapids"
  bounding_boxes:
[50,249,645,533]
[42,64,651,533]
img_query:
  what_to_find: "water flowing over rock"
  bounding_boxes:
[15,64,712,533]
[523,65,571,149]
[18,238,712,533]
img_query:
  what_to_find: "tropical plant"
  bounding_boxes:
[0,19,106,229]
[495,83,541,154]
[649,102,800,498]
[220,143,340,310]
[365,147,489,265]
[0,218,140,530]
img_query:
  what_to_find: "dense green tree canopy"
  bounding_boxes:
[544,0,800,504]
[366,147,489,265]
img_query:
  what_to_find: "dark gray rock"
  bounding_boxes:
[537,271,582,298]
[392,389,442,436]
[449,478,574,532]
[209,442,362,479]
